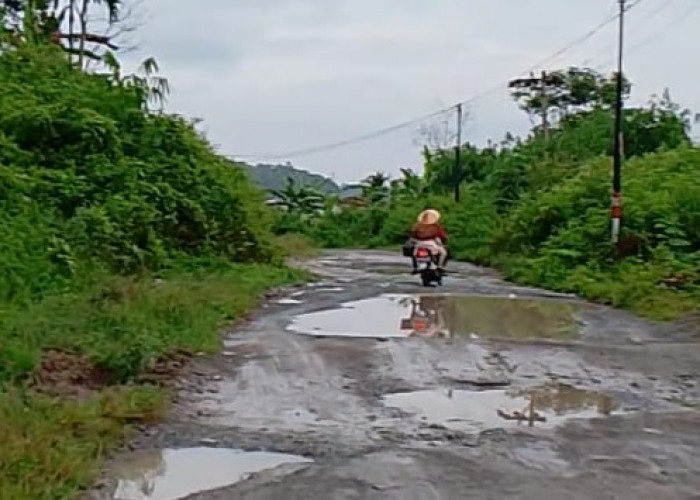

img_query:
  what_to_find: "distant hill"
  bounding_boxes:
[240,163,340,194]
[239,162,363,199]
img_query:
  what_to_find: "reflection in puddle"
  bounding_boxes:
[286,293,580,339]
[382,383,621,433]
[111,447,312,500]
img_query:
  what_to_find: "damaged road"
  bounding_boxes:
[94,250,700,500]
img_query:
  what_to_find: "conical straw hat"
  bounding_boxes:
[417,209,441,225]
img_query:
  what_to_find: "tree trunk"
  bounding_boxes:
[68,0,76,65]
[77,0,89,69]
[23,0,36,44]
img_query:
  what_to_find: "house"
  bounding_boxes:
[265,196,288,211]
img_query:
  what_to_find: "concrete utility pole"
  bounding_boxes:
[453,103,462,203]
[611,0,626,244]
[540,70,550,141]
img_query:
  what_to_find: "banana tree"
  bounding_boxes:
[101,53,170,112]
[271,177,326,215]
[360,172,390,205]
[390,168,424,201]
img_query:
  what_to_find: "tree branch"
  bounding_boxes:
[59,32,118,50]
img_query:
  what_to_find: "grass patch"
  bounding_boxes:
[274,233,319,259]
[2,262,308,384]
[0,386,168,500]
[0,261,309,499]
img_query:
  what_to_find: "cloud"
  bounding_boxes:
[119,0,700,182]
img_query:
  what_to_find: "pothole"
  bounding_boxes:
[109,447,312,500]
[381,383,625,433]
[276,298,303,305]
[286,293,582,339]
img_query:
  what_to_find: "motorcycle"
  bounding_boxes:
[402,238,447,287]
[414,244,443,287]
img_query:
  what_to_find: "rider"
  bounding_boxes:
[409,208,448,273]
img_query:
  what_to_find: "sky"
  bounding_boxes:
[117,0,699,183]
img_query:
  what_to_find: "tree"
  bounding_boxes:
[360,172,390,205]
[415,107,468,150]
[423,142,493,192]
[508,67,632,136]
[1,0,130,69]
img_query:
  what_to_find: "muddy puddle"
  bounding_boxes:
[110,447,312,500]
[276,298,303,305]
[286,293,581,340]
[382,383,622,433]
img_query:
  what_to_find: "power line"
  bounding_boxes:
[231,0,645,161]
[592,0,698,70]
[581,0,675,67]
[607,0,700,67]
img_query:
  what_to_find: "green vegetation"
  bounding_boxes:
[275,70,700,320]
[0,3,309,497]
[2,1,698,494]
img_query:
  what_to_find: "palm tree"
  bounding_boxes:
[360,172,390,205]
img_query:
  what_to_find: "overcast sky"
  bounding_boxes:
[119,0,699,183]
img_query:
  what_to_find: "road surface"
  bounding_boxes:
[96,250,700,500]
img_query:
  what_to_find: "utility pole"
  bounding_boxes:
[611,0,625,244]
[540,70,550,141]
[454,103,462,203]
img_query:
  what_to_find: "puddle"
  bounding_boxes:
[286,293,580,339]
[277,298,303,305]
[110,447,312,500]
[382,383,623,433]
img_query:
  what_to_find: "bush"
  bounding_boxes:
[0,45,280,307]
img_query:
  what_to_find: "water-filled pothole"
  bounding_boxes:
[382,383,622,433]
[286,293,581,339]
[110,447,312,500]
[277,298,303,305]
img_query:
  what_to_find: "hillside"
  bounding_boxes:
[240,163,341,194]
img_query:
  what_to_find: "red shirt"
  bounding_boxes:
[411,223,448,243]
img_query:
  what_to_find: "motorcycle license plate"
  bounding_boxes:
[416,248,430,258]
[416,261,428,270]
[413,319,428,332]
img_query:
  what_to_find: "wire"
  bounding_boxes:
[594,0,700,70]
[581,0,674,67]
[231,0,645,161]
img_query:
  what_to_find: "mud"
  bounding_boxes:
[91,250,700,500]
[30,349,112,397]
